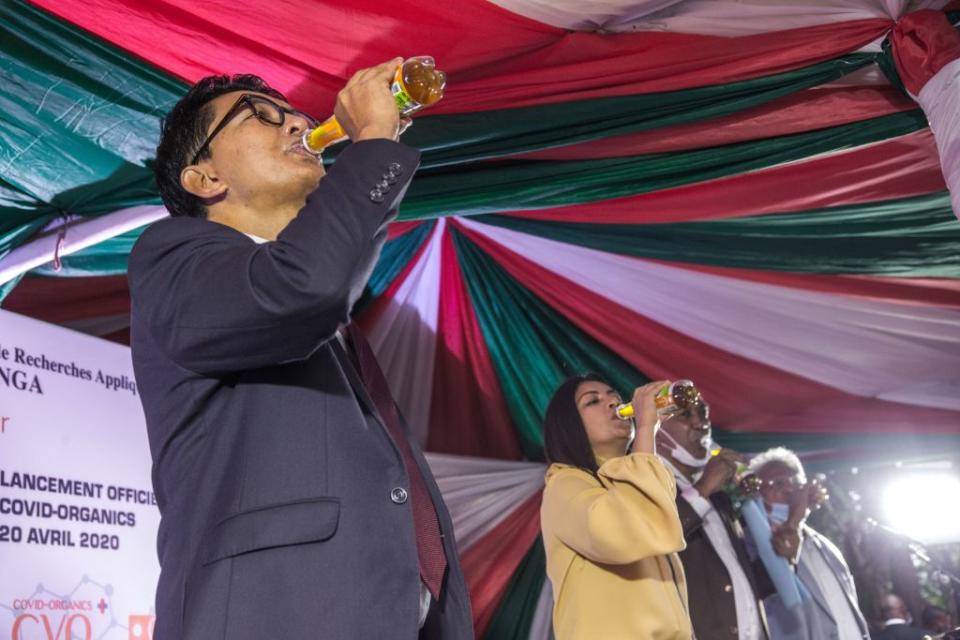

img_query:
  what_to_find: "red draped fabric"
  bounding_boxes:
[892,9,960,95]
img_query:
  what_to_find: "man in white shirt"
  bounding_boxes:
[657,399,770,640]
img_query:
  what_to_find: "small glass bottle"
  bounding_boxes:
[303,56,446,152]
[616,380,701,420]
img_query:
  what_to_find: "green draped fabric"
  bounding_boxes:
[401,110,927,220]
[1,214,48,260]
[479,191,960,276]
[452,227,649,459]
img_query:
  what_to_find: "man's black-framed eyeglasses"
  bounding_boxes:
[190,94,319,165]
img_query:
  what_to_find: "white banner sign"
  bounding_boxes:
[0,310,158,640]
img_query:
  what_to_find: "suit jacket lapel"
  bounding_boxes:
[331,331,415,469]
[809,530,869,637]
[329,337,384,429]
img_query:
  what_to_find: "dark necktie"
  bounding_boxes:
[343,324,447,600]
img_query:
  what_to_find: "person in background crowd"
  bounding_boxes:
[921,605,952,637]
[749,447,870,640]
[874,593,928,640]
[540,374,692,639]
[656,397,770,640]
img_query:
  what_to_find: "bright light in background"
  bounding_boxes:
[882,473,960,545]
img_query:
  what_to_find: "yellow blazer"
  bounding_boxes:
[541,453,693,640]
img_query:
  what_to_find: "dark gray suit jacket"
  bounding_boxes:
[129,140,472,640]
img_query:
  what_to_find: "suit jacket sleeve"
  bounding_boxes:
[129,140,420,375]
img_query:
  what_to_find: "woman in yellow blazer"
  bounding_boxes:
[541,374,693,640]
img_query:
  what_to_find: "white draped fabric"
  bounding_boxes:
[367,219,446,446]
[485,0,947,43]
[459,217,960,411]
[0,204,168,286]
[425,453,546,551]
[917,58,960,220]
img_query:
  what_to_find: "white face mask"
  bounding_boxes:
[659,428,714,468]
[768,502,791,526]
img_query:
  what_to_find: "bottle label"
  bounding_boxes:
[654,384,674,413]
[392,67,420,116]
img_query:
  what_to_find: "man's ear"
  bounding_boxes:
[181,164,228,200]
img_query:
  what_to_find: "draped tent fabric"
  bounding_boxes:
[501,131,947,223]
[362,220,446,446]
[457,218,960,414]
[24,0,904,112]
[452,219,960,434]
[484,0,949,36]
[423,454,547,638]
[918,60,960,216]
[3,1,960,637]
[509,84,921,160]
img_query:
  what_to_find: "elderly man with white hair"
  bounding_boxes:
[748,447,870,640]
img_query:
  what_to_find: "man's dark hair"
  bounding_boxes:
[543,373,610,476]
[155,74,286,218]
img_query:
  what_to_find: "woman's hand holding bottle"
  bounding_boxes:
[629,381,670,455]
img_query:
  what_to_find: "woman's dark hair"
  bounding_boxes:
[543,373,611,475]
[155,74,286,218]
